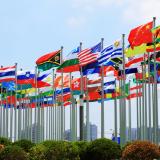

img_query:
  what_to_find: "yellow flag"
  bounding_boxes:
[125,44,147,57]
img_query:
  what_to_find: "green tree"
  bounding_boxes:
[29,144,47,160]
[0,137,11,146]
[13,139,35,152]
[85,138,121,160]
[0,145,29,160]
[45,141,80,160]
[74,141,90,160]
[122,140,160,160]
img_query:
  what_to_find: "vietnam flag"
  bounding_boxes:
[128,21,153,48]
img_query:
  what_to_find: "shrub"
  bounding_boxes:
[29,144,47,160]
[13,139,35,152]
[122,140,160,160]
[0,137,11,146]
[45,141,80,160]
[0,144,4,151]
[41,140,57,148]
[0,145,29,160]
[85,138,121,160]
[74,141,90,160]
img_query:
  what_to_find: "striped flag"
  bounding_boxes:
[98,40,122,66]
[0,65,16,82]
[78,42,101,66]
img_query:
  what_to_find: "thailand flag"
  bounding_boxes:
[0,66,16,82]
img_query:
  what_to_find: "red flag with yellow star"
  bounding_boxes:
[128,21,153,48]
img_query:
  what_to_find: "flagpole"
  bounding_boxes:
[136,82,139,140]
[52,69,55,140]
[86,76,90,141]
[121,34,126,145]
[0,83,2,137]
[141,62,145,140]
[152,17,159,144]
[144,53,148,140]
[6,88,8,138]
[114,79,118,142]
[128,80,131,141]
[79,42,84,141]
[54,74,57,140]
[14,63,18,142]
[101,38,105,138]
[60,46,64,140]
[147,52,152,141]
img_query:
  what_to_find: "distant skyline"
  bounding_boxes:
[0,0,160,138]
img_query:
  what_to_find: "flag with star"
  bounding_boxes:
[128,21,153,48]
[36,50,61,71]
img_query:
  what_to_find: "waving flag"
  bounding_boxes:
[36,50,61,71]
[57,46,80,73]
[78,42,101,66]
[17,70,35,84]
[0,65,16,82]
[1,81,15,91]
[98,40,122,66]
[128,21,153,48]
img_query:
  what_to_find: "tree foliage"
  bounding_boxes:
[122,140,160,160]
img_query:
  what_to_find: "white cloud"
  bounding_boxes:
[66,16,86,29]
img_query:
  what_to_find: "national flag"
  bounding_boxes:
[151,25,160,43]
[0,66,16,82]
[103,80,115,94]
[125,44,147,57]
[78,42,101,66]
[127,85,143,99]
[71,77,86,91]
[31,73,51,88]
[101,66,118,77]
[146,42,160,52]
[125,55,147,68]
[1,81,15,91]
[17,70,35,84]
[57,47,80,73]
[128,21,153,48]
[98,40,122,66]
[83,67,100,76]
[118,68,138,76]
[36,50,61,71]
[54,75,69,88]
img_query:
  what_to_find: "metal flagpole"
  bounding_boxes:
[0,84,2,137]
[14,63,18,142]
[71,75,76,141]
[60,46,64,140]
[6,89,8,138]
[139,82,142,140]
[144,53,148,140]
[121,34,127,145]
[128,80,131,141]
[79,42,84,141]
[136,82,140,140]
[114,79,118,142]
[141,63,145,140]
[147,52,152,141]
[100,38,104,138]
[152,17,159,144]
[70,73,73,141]
[86,76,90,141]
[52,69,55,140]
[34,66,38,143]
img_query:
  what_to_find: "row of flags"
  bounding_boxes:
[1,20,160,108]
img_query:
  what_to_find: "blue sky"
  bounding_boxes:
[1,0,160,138]
[1,0,160,69]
